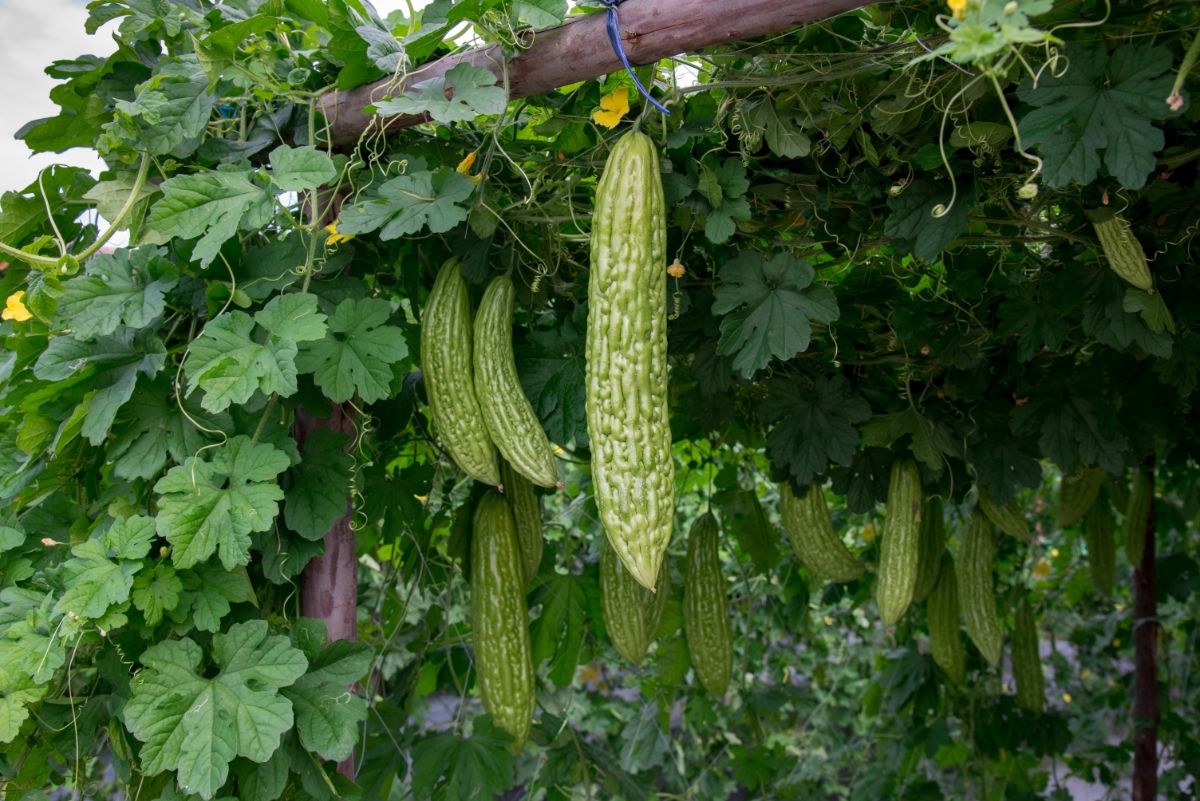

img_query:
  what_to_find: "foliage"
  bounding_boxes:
[0,0,1198,799]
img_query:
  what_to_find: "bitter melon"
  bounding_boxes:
[1059,467,1105,527]
[600,537,669,665]
[474,275,559,488]
[421,259,500,486]
[682,513,732,696]
[912,497,945,604]
[779,481,864,584]
[979,489,1030,542]
[927,553,966,687]
[1012,598,1045,713]
[470,491,535,747]
[1124,467,1153,566]
[1093,212,1153,291]
[958,510,1002,666]
[1083,502,1116,596]
[501,459,543,585]
[586,130,673,590]
[876,459,922,626]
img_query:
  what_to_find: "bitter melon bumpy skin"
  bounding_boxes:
[876,459,922,626]
[958,510,1002,666]
[600,537,669,665]
[421,259,501,486]
[779,481,864,583]
[586,130,674,591]
[474,276,559,488]
[683,513,732,697]
[470,492,535,748]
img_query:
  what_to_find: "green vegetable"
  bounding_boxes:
[1012,598,1045,713]
[912,497,945,604]
[927,553,966,687]
[1083,502,1116,596]
[979,489,1030,541]
[682,513,732,696]
[876,459,922,626]
[474,275,559,488]
[470,492,535,748]
[958,511,1002,666]
[502,459,543,585]
[586,130,673,590]
[421,259,501,486]
[600,537,669,665]
[1124,467,1153,566]
[779,481,864,583]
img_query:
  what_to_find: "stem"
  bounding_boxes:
[77,155,153,261]
[1169,32,1200,99]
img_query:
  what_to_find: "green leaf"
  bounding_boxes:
[860,407,957,477]
[517,305,587,447]
[184,294,328,412]
[530,573,588,686]
[53,538,140,619]
[1018,43,1175,189]
[123,621,307,800]
[285,429,353,540]
[233,749,291,801]
[109,376,232,481]
[337,168,475,240]
[154,436,290,569]
[711,252,840,378]
[104,515,157,560]
[762,103,811,158]
[282,627,371,761]
[132,563,182,626]
[374,63,507,123]
[715,488,780,574]
[83,171,159,242]
[513,0,566,27]
[175,563,257,633]
[884,179,970,262]
[268,146,338,192]
[761,376,871,487]
[146,168,273,267]
[34,329,167,445]
[108,57,216,157]
[0,674,47,744]
[411,716,516,801]
[1011,389,1128,474]
[296,298,408,403]
[57,247,179,337]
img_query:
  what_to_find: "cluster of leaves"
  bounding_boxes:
[0,0,1198,799]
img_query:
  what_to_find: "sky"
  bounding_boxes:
[0,0,417,193]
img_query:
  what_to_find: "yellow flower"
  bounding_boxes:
[1050,548,1060,558]
[2,291,31,322]
[592,87,630,129]
[456,152,483,185]
[822,615,834,626]
[1062,692,1073,703]
[667,258,686,279]
[861,522,877,543]
[1112,638,1121,648]
[325,222,355,246]
[947,0,968,20]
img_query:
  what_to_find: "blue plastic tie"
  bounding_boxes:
[599,0,670,116]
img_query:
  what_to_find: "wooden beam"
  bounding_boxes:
[317,0,864,146]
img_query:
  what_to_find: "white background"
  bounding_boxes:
[0,0,419,192]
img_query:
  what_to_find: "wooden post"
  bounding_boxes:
[316,0,864,146]
[296,404,359,779]
[1132,458,1158,801]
